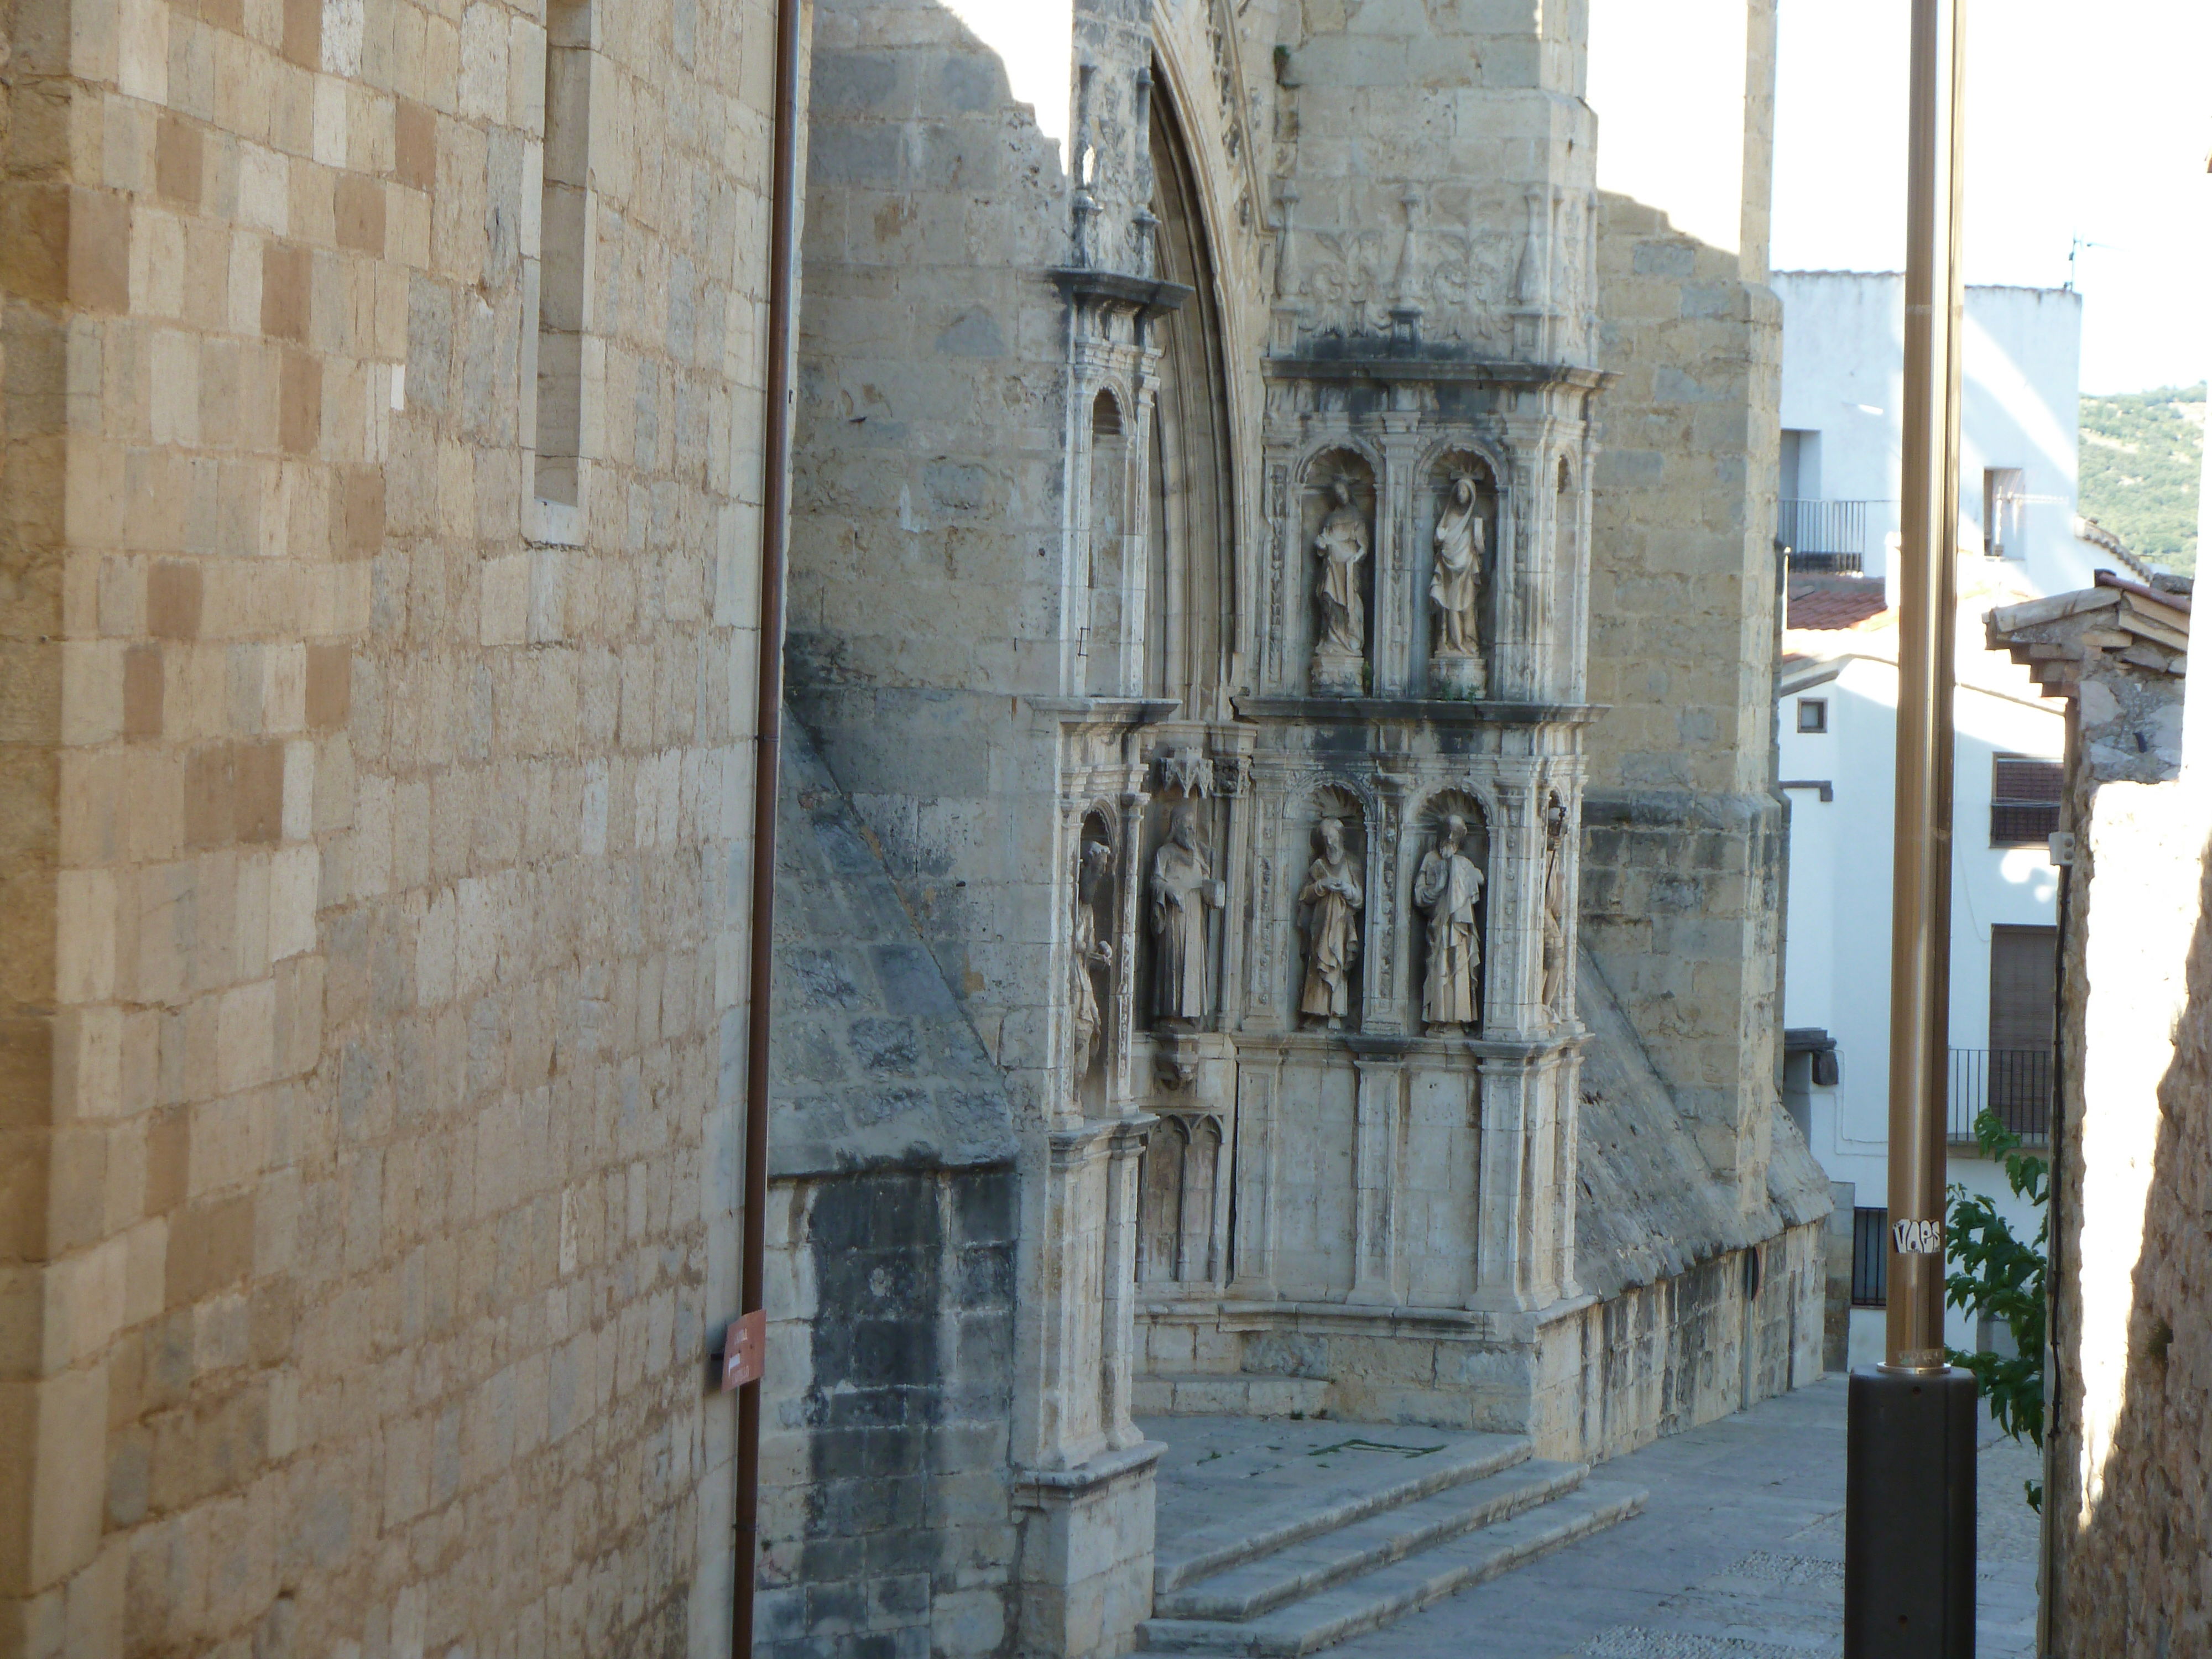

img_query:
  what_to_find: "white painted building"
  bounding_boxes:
[1773,273,2106,1365]
[1774,274,2101,597]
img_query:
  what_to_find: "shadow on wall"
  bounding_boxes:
[2059,818,2212,1651]
[1579,184,1796,1204]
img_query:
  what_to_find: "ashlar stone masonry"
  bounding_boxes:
[5,1,1829,1656]
[780,1,1826,1655]
[3,0,784,1652]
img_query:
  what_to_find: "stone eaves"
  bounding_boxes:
[1986,572,2192,702]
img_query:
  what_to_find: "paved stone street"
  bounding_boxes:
[1303,1377,2041,1658]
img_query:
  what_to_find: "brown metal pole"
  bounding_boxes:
[1843,4,1976,1652]
[735,0,805,1652]
[1886,0,1966,1378]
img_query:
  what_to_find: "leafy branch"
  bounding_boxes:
[1944,1108,2049,1511]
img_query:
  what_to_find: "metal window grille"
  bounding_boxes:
[1990,755,2062,847]
[1851,1208,1889,1307]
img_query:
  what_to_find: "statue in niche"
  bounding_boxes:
[1415,813,1484,1030]
[1311,479,1369,691]
[1150,806,1225,1026]
[1431,475,1487,698]
[1298,818,1364,1027]
[1070,839,1115,1083]
[1541,794,1569,1019]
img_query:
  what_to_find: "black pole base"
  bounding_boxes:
[1845,1365,1978,1657]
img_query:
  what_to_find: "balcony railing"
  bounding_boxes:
[1779,498,1878,574]
[1948,1047,2052,1148]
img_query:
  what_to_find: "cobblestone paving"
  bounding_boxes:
[1318,1377,2041,1659]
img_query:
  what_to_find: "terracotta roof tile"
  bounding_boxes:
[1786,584,1888,631]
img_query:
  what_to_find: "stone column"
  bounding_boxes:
[1494,425,1553,701]
[1472,1053,1558,1311]
[1099,1119,1148,1448]
[1112,790,1149,1086]
[1013,1120,1162,1656]
[1229,1061,1279,1293]
[1375,414,1423,696]
[1363,774,1408,1036]
[1352,1052,1404,1304]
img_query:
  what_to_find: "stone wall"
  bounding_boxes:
[1135,942,1830,1462]
[2044,772,2210,1655]
[1983,577,2200,1652]
[0,0,787,1650]
[756,715,1020,1659]
[1582,0,1790,1212]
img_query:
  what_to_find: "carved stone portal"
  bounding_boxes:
[1312,479,1370,693]
[1416,813,1484,1030]
[1150,805,1225,1026]
[1431,474,1487,698]
[1298,817,1364,1026]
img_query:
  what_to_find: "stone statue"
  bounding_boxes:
[1298,818,1364,1026]
[1431,475,1486,697]
[1071,839,1115,1083]
[1415,813,1484,1030]
[1541,794,1568,1018]
[1311,479,1369,691]
[1150,806,1225,1025]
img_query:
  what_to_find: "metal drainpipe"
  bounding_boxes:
[735,0,805,1651]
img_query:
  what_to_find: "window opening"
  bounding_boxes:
[1983,467,2026,560]
[1797,697,1828,734]
[1851,1208,1888,1307]
[535,2,593,510]
[1989,754,2061,846]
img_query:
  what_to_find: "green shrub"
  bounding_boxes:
[1945,1108,2049,1511]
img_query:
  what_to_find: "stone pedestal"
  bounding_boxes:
[1432,651,1486,700]
[1013,1442,1164,1658]
[1311,646,1365,695]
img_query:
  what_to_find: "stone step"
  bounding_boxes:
[1139,1480,1648,1656]
[1133,1375,1332,1419]
[1155,1458,1590,1621]
[1155,1432,1531,1597]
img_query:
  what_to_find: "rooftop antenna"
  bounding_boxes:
[2066,234,2116,292]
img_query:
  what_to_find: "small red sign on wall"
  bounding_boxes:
[721,1310,766,1391]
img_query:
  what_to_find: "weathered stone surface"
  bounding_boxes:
[8,0,1841,1650]
[770,713,1018,1178]
[1,0,789,1651]
[1991,578,2206,1652]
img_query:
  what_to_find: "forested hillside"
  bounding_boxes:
[2078,383,2203,573]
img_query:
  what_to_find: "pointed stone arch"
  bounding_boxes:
[1147,70,1237,708]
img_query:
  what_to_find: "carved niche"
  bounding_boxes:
[1541,790,1569,1024]
[1413,792,1488,1033]
[1136,1113,1223,1286]
[1422,451,1497,700]
[1148,801,1225,1029]
[1303,452,1375,695]
[1069,813,1117,1107]
[1296,787,1366,1030]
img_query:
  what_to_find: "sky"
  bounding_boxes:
[1771,0,2212,395]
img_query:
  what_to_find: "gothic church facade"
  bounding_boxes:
[766,1,1826,1654]
[1,0,1825,1655]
